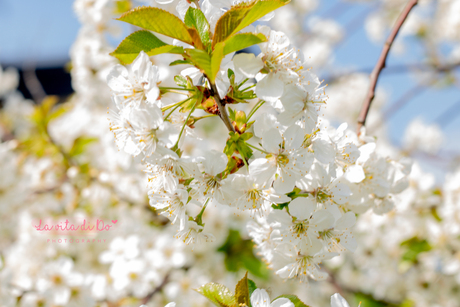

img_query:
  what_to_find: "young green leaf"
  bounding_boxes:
[110,30,184,64]
[247,279,257,304]
[117,7,193,44]
[234,0,290,34]
[234,272,250,307]
[185,49,212,78]
[187,28,207,50]
[114,0,132,14]
[195,283,237,307]
[223,33,267,55]
[169,59,193,66]
[210,42,225,83]
[212,2,254,47]
[184,7,212,51]
[69,137,98,157]
[273,295,311,307]
[212,0,290,46]
[174,75,188,88]
[217,229,269,279]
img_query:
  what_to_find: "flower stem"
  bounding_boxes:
[195,198,210,226]
[236,144,250,170]
[193,114,217,122]
[247,100,266,121]
[159,87,194,91]
[240,84,256,92]
[247,143,268,154]
[163,96,194,120]
[173,103,196,150]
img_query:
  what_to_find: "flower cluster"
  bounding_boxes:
[106,1,410,283]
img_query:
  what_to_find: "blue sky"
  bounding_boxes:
[1,0,459,180]
[0,0,80,67]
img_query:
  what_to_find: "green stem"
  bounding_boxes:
[247,143,269,154]
[247,100,266,121]
[159,87,194,91]
[166,90,192,95]
[237,78,249,89]
[173,103,196,149]
[236,144,249,170]
[163,96,194,120]
[193,114,217,122]
[240,84,256,92]
[162,98,187,111]
[195,198,210,226]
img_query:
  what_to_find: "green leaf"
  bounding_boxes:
[117,7,193,44]
[234,0,290,34]
[169,59,193,66]
[212,0,290,46]
[235,272,250,307]
[247,279,257,303]
[184,7,211,51]
[186,49,212,79]
[353,292,393,307]
[210,42,225,83]
[110,30,184,64]
[430,206,442,222]
[213,2,253,46]
[217,229,269,279]
[234,110,247,132]
[400,237,431,264]
[273,295,310,307]
[69,137,98,157]
[195,283,236,307]
[174,75,188,87]
[114,0,132,14]
[223,33,266,55]
[228,68,235,80]
[147,45,185,56]
[187,28,207,50]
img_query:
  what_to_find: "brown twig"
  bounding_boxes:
[209,80,235,132]
[356,0,418,133]
[326,61,460,84]
[22,64,47,103]
[141,272,170,304]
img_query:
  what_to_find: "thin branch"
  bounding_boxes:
[357,0,418,133]
[321,1,350,19]
[22,65,46,103]
[435,99,460,128]
[382,82,430,119]
[326,61,460,84]
[209,81,235,132]
[141,272,170,304]
[333,6,373,52]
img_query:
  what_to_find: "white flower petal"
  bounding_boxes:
[331,293,350,307]
[256,72,284,102]
[288,197,316,220]
[250,289,271,307]
[233,53,264,78]
[310,210,334,231]
[335,212,356,229]
[344,165,365,183]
